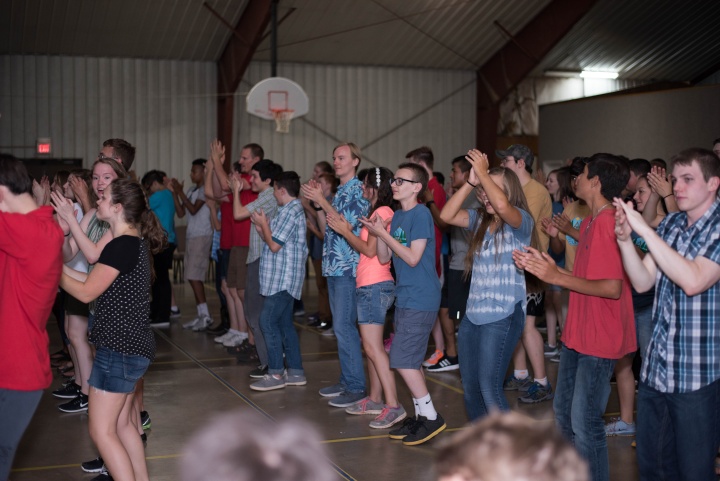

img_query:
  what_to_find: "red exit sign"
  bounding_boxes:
[37,138,51,154]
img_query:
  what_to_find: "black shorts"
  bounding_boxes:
[442,269,471,322]
[526,291,545,317]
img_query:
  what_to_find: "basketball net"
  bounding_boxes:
[271,109,295,133]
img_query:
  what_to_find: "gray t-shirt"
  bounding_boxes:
[449,193,481,271]
[185,186,211,239]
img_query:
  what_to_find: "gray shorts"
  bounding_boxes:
[389,307,436,370]
[185,235,212,281]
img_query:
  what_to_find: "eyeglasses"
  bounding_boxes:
[390,177,420,186]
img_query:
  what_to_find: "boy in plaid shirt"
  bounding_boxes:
[249,172,308,391]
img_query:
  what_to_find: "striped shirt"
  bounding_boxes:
[642,198,720,393]
[259,199,307,300]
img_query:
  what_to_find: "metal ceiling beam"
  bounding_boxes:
[476,0,598,156]
[215,0,272,164]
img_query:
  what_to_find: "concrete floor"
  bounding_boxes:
[11,279,639,481]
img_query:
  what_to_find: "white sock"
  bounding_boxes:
[413,398,420,417]
[514,369,529,379]
[228,328,240,335]
[416,393,438,421]
[238,331,249,340]
[535,376,548,387]
[197,303,209,317]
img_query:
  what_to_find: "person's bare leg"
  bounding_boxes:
[188,280,206,305]
[238,289,252,343]
[614,356,636,425]
[545,290,559,348]
[223,280,239,331]
[227,287,247,333]
[522,315,546,380]
[134,378,144,435]
[117,392,150,481]
[438,307,457,357]
[67,315,92,394]
[429,317,444,354]
[397,368,429,399]
[88,389,136,481]
[511,343,527,371]
[360,324,396,405]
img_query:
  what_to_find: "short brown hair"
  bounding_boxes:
[406,146,434,169]
[243,143,264,161]
[435,412,589,481]
[103,138,136,171]
[671,147,720,183]
[398,162,429,192]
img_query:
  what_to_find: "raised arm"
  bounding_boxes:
[360,215,426,267]
[229,175,252,221]
[468,149,522,228]
[326,210,383,259]
[60,262,120,303]
[613,198,657,292]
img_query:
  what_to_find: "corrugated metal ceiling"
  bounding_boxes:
[2,0,719,83]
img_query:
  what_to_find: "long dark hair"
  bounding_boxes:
[359,167,398,214]
[109,178,167,255]
[548,166,575,203]
[465,167,543,293]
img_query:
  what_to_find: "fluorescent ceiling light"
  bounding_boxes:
[580,70,619,79]
[544,70,581,78]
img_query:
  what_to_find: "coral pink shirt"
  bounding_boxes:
[356,206,394,288]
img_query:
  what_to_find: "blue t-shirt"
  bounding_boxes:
[465,208,533,325]
[322,178,370,277]
[149,189,176,244]
[390,204,440,312]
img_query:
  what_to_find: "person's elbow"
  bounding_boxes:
[86,253,100,265]
[607,280,622,300]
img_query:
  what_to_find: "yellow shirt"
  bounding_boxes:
[522,179,552,253]
[559,200,591,272]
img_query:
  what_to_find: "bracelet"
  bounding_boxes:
[663,193,674,199]
[312,203,323,211]
[467,180,477,188]
[64,232,71,237]
[426,200,435,207]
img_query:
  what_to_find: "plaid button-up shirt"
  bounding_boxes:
[259,199,307,300]
[642,198,720,393]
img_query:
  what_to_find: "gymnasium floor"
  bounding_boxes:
[11,279,639,481]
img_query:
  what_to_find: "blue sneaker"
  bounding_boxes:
[518,381,554,403]
[318,383,345,397]
[605,417,636,436]
[503,375,533,392]
[328,391,366,408]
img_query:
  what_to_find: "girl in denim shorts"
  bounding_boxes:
[60,178,166,481]
[326,167,407,429]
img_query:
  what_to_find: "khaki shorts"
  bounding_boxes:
[226,246,249,289]
[185,235,212,282]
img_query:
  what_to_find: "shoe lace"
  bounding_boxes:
[375,407,390,421]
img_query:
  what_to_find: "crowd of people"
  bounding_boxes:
[1,136,719,481]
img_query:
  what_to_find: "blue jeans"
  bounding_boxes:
[259,290,304,376]
[554,347,616,481]
[457,301,524,421]
[637,379,720,481]
[89,347,151,393]
[0,389,42,481]
[635,305,653,360]
[327,276,365,393]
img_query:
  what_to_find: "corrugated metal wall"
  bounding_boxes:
[233,61,477,181]
[0,55,216,181]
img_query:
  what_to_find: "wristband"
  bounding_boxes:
[64,232,71,237]
[426,200,435,207]
[467,180,477,188]
[663,193,674,199]
[313,203,323,211]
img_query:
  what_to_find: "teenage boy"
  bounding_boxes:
[301,143,370,407]
[513,153,636,481]
[614,148,720,481]
[0,156,64,481]
[229,159,283,377]
[361,162,445,446]
[428,156,479,372]
[249,172,308,391]
[169,159,215,331]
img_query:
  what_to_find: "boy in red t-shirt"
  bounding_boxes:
[513,153,636,481]
[0,156,63,480]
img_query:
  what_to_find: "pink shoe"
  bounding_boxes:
[383,333,394,353]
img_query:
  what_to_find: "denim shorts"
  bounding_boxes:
[357,281,395,325]
[389,308,436,369]
[89,347,150,393]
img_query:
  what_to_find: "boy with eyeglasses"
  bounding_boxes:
[361,162,445,446]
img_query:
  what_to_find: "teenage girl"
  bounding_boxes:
[440,149,540,421]
[60,178,166,481]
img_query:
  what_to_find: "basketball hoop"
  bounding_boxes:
[271,108,295,133]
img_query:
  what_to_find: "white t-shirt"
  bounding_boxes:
[185,186,212,238]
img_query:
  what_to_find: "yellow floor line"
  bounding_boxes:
[425,375,464,394]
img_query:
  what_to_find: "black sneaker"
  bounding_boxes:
[426,354,460,372]
[249,365,268,379]
[402,414,446,446]
[52,381,81,399]
[388,416,420,440]
[235,343,259,363]
[317,319,333,331]
[81,457,104,473]
[141,410,151,430]
[58,394,88,413]
[91,468,113,481]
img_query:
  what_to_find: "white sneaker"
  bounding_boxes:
[222,331,244,347]
[214,331,235,344]
[183,317,201,330]
[192,315,213,332]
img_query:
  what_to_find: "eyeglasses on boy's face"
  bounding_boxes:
[390,177,420,186]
